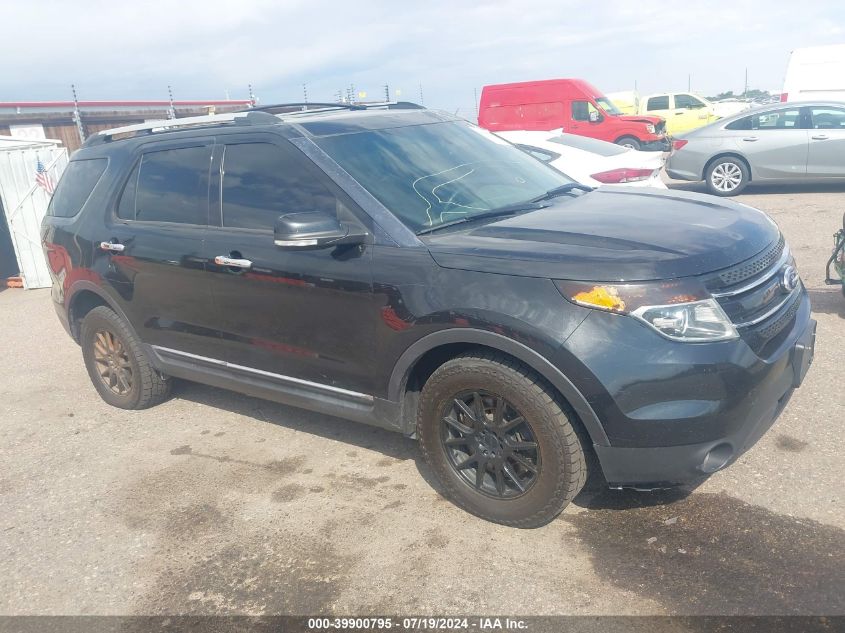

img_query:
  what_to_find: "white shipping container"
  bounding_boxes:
[0,139,68,288]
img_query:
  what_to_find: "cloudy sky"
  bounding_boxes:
[2,0,843,116]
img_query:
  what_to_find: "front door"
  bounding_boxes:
[805,105,845,177]
[202,136,377,396]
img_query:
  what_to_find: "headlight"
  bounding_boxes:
[646,123,656,134]
[631,299,737,342]
[554,280,738,343]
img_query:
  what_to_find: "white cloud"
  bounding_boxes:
[1,0,843,112]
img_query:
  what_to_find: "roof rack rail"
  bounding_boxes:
[84,110,279,146]
[243,101,425,115]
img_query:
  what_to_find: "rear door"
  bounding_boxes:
[724,107,808,179]
[201,134,378,396]
[101,140,217,357]
[805,105,845,177]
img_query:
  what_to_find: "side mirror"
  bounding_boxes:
[589,110,602,123]
[274,211,365,250]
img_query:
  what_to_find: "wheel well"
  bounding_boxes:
[614,135,639,144]
[703,153,752,181]
[68,290,109,341]
[401,342,593,447]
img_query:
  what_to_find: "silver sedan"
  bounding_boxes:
[665,101,845,196]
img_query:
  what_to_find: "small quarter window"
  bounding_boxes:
[47,158,107,218]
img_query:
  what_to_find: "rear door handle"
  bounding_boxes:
[811,134,829,140]
[742,136,759,142]
[214,255,252,270]
[99,241,125,253]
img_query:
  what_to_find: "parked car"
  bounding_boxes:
[666,101,845,195]
[478,79,669,151]
[782,44,845,103]
[496,129,667,188]
[43,104,815,527]
[826,212,845,297]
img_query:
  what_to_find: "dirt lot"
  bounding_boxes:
[1,181,843,618]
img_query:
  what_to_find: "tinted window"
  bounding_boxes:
[646,96,669,111]
[810,107,845,129]
[48,159,107,218]
[221,143,337,230]
[675,94,706,109]
[116,162,139,220]
[725,116,752,131]
[134,146,211,224]
[753,108,801,130]
[572,101,590,121]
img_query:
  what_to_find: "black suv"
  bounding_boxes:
[42,104,816,527]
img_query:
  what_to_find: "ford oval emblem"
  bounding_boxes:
[780,265,799,293]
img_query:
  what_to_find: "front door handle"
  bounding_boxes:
[811,134,829,140]
[99,241,125,253]
[742,136,759,142]
[214,255,252,270]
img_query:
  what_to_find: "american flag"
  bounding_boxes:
[35,157,55,195]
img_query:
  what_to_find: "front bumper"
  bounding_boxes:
[558,293,815,487]
[640,137,672,152]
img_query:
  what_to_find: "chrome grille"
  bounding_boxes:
[718,235,785,287]
[710,235,801,355]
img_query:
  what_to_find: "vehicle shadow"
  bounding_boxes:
[807,287,845,317]
[171,380,420,463]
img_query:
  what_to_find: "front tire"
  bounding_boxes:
[80,306,170,409]
[616,136,641,150]
[705,157,749,196]
[417,351,587,527]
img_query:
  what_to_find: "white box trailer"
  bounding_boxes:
[782,44,845,102]
[0,137,68,288]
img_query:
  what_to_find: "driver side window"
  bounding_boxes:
[572,101,598,122]
[220,142,340,230]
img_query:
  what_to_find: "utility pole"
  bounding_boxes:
[335,89,344,103]
[473,87,479,120]
[70,84,85,143]
[688,74,691,92]
[744,68,748,97]
[167,85,176,120]
[384,84,390,102]
[248,84,256,107]
[419,83,424,106]
[303,83,308,104]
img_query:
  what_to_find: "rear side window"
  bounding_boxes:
[220,142,338,230]
[725,116,752,131]
[674,94,706,109]
[118,146,212,224]
[646,96,669,111]
[47,159,107,218]
[515,145,560,163]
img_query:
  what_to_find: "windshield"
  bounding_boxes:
[314,120,572,233]
[595,97,623,116]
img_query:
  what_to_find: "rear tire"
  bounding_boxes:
[80,306,170,409]
[417,351,587,528]
[616,136,641,150]
[705,156,749,196]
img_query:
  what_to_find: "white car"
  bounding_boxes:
[496,129,667,188]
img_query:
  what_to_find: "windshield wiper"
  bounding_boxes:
[531,183,594,203]
[416,202,547,235]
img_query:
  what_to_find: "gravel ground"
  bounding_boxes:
[0,181,843,617]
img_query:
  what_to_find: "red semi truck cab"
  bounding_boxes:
[478,79,669,151]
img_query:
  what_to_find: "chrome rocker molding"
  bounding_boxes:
[146,345,403,432]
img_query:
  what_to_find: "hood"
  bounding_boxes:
[423,187,780,282]
[617,114,663,126]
